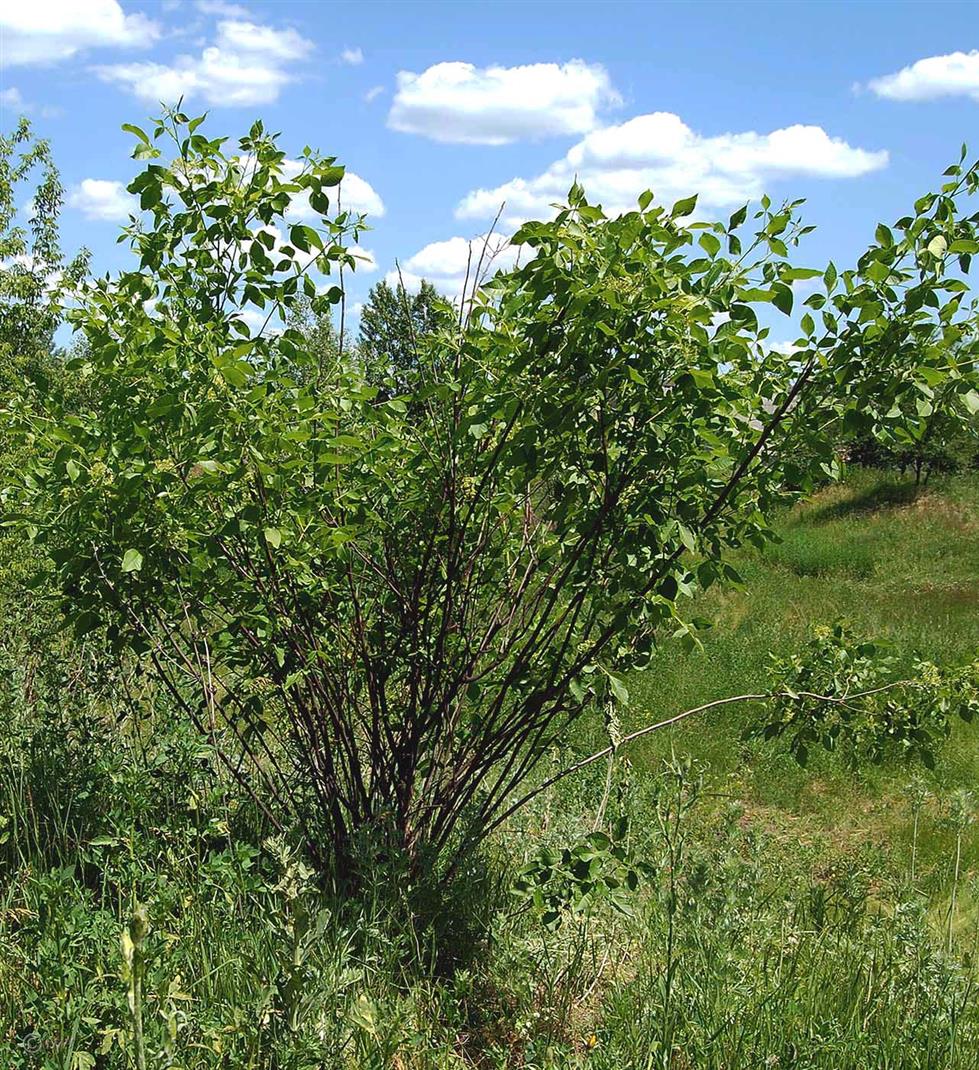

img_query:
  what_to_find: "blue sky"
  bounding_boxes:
[1,0,978,343]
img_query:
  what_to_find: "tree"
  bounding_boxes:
[0,119,95,738]
[358,277,446,392]
[848,331,979,481]
[6,112,979,876]
[0,117,88,409]
[286,293,342,385]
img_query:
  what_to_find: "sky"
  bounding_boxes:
[1,0,978,346]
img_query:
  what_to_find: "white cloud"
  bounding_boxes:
[69,178,135,221]
[194,0,249,16]
[1,0,160,66]
[94,18,313,106]
[337,171,384,217]
[340,47,363,66]
[278,159,385,220]
[348,245,377,272]
[1,85,63,117]
[388,232,520,299]
[866,50,979,102]
[388,59,620,145]
[402,234,516,278]
[227,155,385,223]
[215,20,310,62]
[458,112,888,227]
[364,84,384,103]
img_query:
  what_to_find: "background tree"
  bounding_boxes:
[0,117,88,414]
[847,330,979,481]
[358,277,446,392]
[6,113,979,878]
[286,293,342,386]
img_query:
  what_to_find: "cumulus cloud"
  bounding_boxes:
[348,245,377,272]
[457,112,888,227]
[1,85,63,118]
[389,232,520,299]
[194,0,250,16]
[0,0,159,66]
[865,50,979,102]
[336,171,385,217]
[340,47,364,66]
[69,178,135,221]
[275,159,385,220]
[388,59,620,145]
[94,18,313,106]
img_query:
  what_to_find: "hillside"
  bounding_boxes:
[630,472,979,884]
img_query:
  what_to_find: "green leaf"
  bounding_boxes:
[607,672,630,707]
[728,204,747,230]
[264,527,283,548]
[121,123,150,146]
[698,232,721,257]
[927,235,947,258]
[780,267,822,281]
[319,165,345,187]
[121,549,143,573]
[772,283,793,316]
[671,194,697,218]
[740,288,775,303]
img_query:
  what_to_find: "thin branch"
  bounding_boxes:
[483,680,918,839]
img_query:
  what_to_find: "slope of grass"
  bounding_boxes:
[630,469,979,898]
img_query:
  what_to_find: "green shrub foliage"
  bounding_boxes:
[6,110,979,871]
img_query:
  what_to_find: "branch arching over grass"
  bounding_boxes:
[486,679,927,840]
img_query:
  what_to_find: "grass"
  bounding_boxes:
[1,469,978,1068]
[630,468,979,906]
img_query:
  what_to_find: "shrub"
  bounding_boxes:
[5,110,979,875]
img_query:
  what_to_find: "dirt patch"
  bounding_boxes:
[908,492,977,532]
[912,581,979,609]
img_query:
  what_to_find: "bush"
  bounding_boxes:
[6,110,979,877]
